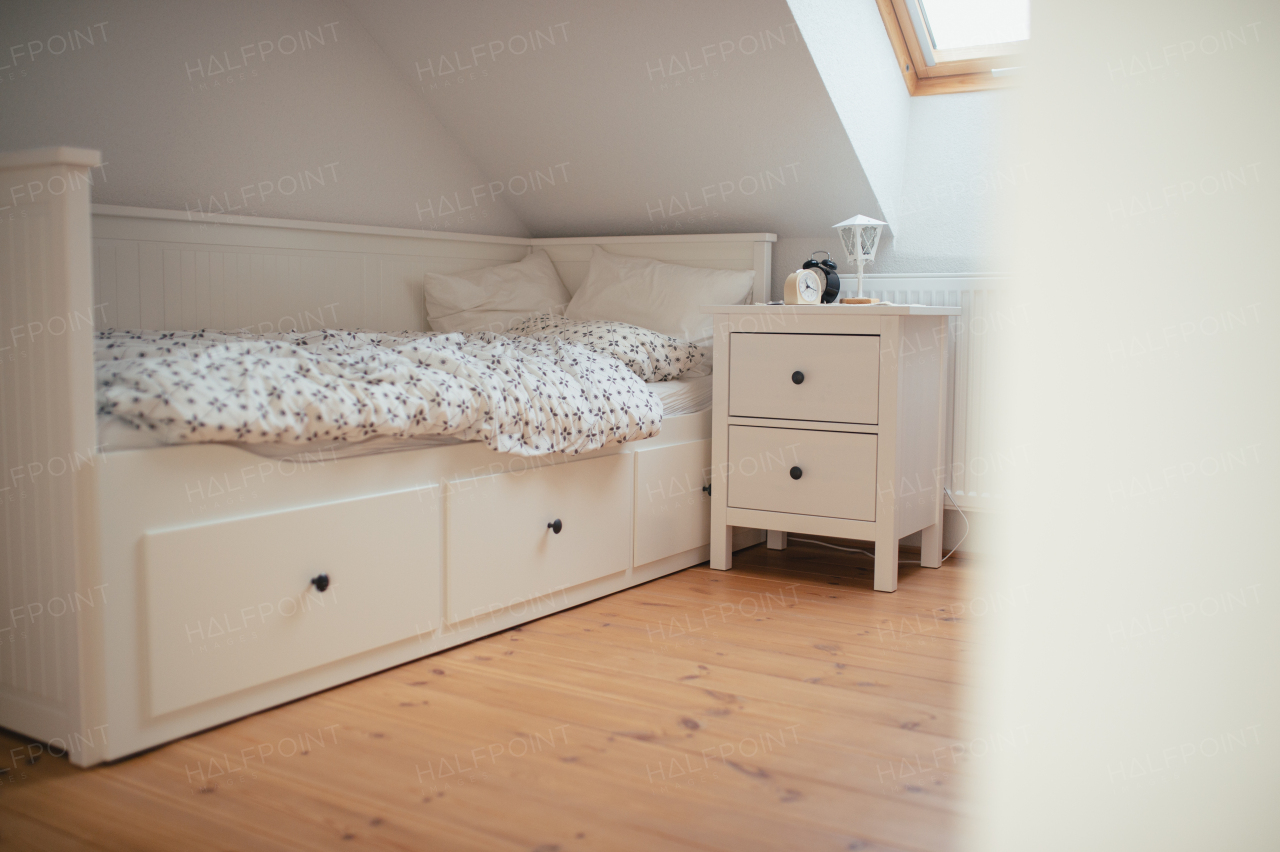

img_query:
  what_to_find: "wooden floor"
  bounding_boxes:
[0,540,974,852]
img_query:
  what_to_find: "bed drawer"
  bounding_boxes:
[142,486,443,716]
[633,439,712,567]
[446,453,632,623]
[728,333,880,424]
[727,425,877,521]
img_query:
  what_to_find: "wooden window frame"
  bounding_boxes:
[875,0,1022,95]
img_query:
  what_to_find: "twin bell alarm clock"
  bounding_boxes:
[783,251,841,305]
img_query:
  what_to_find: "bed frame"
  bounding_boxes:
[0,148,774,766]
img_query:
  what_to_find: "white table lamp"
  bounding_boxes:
[834,215,887,303]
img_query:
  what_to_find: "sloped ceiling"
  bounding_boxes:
[1,0,1003,281]
[0,0,529,236]
[787,0,911,223]
[345,0,884,240]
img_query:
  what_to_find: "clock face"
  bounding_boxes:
[799,269,821,303]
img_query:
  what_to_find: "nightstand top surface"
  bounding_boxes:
[704,303,962,316]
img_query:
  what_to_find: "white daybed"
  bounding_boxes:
[0,148,773,766]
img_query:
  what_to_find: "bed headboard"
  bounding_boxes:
[90,205,775,333]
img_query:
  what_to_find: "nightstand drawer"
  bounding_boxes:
[727,425,877,521]
[728,333,879,423]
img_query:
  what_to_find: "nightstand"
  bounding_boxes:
[706,304,962,592]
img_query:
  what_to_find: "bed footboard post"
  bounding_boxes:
[752,240,773,303]
[0,147,107,765]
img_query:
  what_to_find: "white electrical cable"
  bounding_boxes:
[786,537,906,560]
[940,487,969,562]
[787,488,970,565]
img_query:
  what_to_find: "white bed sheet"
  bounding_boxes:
[98,373,712,460]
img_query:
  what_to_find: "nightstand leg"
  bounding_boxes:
[710,524,732,571]
[874,528,899,592]
[920,522,943,568]
[766,530,787,550]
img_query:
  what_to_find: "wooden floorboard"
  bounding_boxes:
[0,541,975,852]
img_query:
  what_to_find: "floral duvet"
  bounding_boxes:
[95,316,702,457]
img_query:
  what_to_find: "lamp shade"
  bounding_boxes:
[833,215,887,266]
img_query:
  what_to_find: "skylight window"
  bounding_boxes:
[876,0,1029,95]
[916,0,1030,51]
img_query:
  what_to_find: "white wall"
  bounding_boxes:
[969,0,1279,848]
[777,0,1014,287]
[0,0,527,236]
[889,89,1016,272]
[774,88,1014,287]
[788,0,910,223]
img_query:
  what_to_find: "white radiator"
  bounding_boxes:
[864,274,1011,512]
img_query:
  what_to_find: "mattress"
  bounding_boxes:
[98,373,713,461]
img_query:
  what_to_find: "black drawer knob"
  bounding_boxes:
[790,466,803,480]
[310,573,330,592]
[792,371,804,384]
[548,519,563,534]
[702,483,711,496]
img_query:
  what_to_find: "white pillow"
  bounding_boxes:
[424,249,571,334]
[564,246,755,369]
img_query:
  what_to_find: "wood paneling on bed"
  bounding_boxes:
[0,149,102,759]
[90,206,775,334]
[91,209,528,333]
